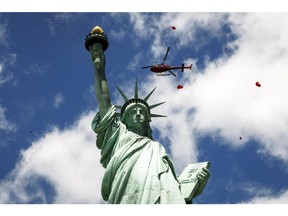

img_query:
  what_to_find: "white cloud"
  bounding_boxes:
[245,189,288,204]
[0,111,105,203]
[2,12,288,204]
[23,63,48,76]
[0,54,16,86]
[139,75,200,172]
[110,29,126,41]
[0,23,8,46]
[53,92,64,108]
[157,13,226,47]
[127,52,143,71]
[101,12,288,203]
[134,13,288,173]
[190,13,288,161]
[54,13,82,21]
[129,13,226,59]
[0,105,15,132]
[0,63,3,74]
[129,13,151,38]
[48,13,83,35]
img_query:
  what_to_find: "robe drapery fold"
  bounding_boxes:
[92,106,185,204]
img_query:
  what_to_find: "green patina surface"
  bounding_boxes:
[86,26,210,204]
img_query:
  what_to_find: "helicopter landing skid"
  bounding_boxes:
[156,73,172,76]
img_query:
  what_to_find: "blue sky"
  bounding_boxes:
[1,5,288,209]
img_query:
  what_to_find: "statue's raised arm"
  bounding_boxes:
[85,26,111,119]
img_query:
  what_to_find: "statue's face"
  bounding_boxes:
[122,103,152,138]
[124,103,150,125]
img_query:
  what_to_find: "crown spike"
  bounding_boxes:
[134,80,138,99]
[150,113,167,118]
[116,85,129,102]
[144,87,157,102]
[149,101,166,109]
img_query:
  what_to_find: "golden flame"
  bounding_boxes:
[91,26,104,34]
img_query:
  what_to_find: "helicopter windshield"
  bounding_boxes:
[155,64,165,68]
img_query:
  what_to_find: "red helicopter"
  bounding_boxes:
[141,46,192,77]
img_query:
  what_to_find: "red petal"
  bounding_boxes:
[255,81,261,87]
[177,85,183,89]
[171,26,176,30]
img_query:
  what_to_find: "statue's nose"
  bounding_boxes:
[135,108,141,116]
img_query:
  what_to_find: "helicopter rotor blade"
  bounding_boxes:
[162,46,170,64]
[141,65,154,69]
[169,70,176,77]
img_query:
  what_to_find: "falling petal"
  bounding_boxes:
[171,26,176,30]
[255,81,261,87]
[177,85,183,89]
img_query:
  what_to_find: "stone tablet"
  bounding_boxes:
[178,161,211,202]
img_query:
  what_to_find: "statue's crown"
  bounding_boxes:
[116,81,167,119]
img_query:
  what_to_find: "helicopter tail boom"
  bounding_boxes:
[181,63,193,72]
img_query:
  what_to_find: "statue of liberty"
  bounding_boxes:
[85,26,210,204]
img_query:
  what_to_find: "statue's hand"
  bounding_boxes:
[197,167,210,182]
[89,44,104,66]
[193,167,210,199]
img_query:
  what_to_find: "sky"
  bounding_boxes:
[1,2,288,212]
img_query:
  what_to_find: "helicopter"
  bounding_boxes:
[141,46,192,77]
